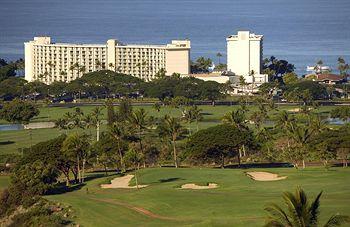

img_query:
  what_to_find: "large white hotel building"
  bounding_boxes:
[227,31,268,84]
[24,37,191,84]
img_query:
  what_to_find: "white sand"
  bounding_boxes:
[180,183,218,190]
[288,107,312,113]
[101,174,148,189]
[288,108,301,112]
[246,172,287,181]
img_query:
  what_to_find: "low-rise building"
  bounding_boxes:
[305,74,347,84]
[189,72,231,84]
[25,37,190,84]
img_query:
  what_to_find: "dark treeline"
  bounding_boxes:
[0,69,224,103]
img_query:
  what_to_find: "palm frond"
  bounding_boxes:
[264,219,286,227]
[283,191,303,226]
[309,191,322,226]
[265,203,293,226]
[323,214,350,227]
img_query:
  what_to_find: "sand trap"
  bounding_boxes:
[288,108,312,113]
[101,174,148,189]
[288,108,301,112]
[180,183,218,190]
[246,172,287,181]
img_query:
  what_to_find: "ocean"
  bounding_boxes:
[1,0,350,75]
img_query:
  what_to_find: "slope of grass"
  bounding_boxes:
[47,167,350,226]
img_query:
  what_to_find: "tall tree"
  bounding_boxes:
[117,99,133,122]
[62,133,90,183]
[124,147,144,189]
[128,108,149,165]
[263,56,295,81]
[222,108,248,130]
[216,52,223,64]
[158,116,185,168]
[186,124,253,168]
[191,57,213,73]
[286,121,315,168]
[264,187,349,227]
[109,123,128,172]
[0,99,39,124]
[91,107,103,141]
[314,59,324,74]
[105,99,116,126]
[337,57,349,78]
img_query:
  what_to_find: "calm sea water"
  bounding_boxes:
[1,0,350,75]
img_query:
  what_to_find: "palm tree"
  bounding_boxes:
[239,75,247,90]
[124,148,143,189]
[153,102,161,112]
[191,105,203,132]
[315,60,324,74]
[69,62,80,80]
[182,105,203,134]
[216,52,223,64]
[159,116,184,168]
[286,122,314,168]
[275,110,295,131]
[91,107,103,141]
[39,71,49,84]
[72,107,85,129]
[309,114,326,133]
[337,57,349,78]
[264,187,349,227]
[109,123,127,172]
[62,107,85,130]
[95,59,101,71]
[46,61,55,83]
[69,65,75,78]
[54,118,69,134]
[83,114,95,136]
[128,108,148,165]
[222,108,247,130]
[182,107,195,136]
[59,71,67,82]
[108,62,114,71]
[256,126,273,160]
[250,111,266,129]
[62,133,90,183]
[79,65,86,78]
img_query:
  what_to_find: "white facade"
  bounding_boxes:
[189,73,231,84]
[25,37,190,84]
[226,31,267,82]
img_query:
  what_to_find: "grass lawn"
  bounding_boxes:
[0,175,10,192]
[46,167,350,226]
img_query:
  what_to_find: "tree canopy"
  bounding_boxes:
[0,99,39,124]
[186,124,254,167]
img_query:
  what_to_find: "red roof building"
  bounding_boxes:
[310,74,346,84]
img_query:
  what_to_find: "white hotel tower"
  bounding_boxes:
[25,37,190,84]
[226,31,268,84]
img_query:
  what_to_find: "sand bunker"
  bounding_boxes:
[288,108,301,112]
[288,107,312,113]
[246,172,287,181]
[101,174,148,189]
[180,183,218,190]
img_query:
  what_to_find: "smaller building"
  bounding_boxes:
[305,74,347,84]
[189,72,231,84]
